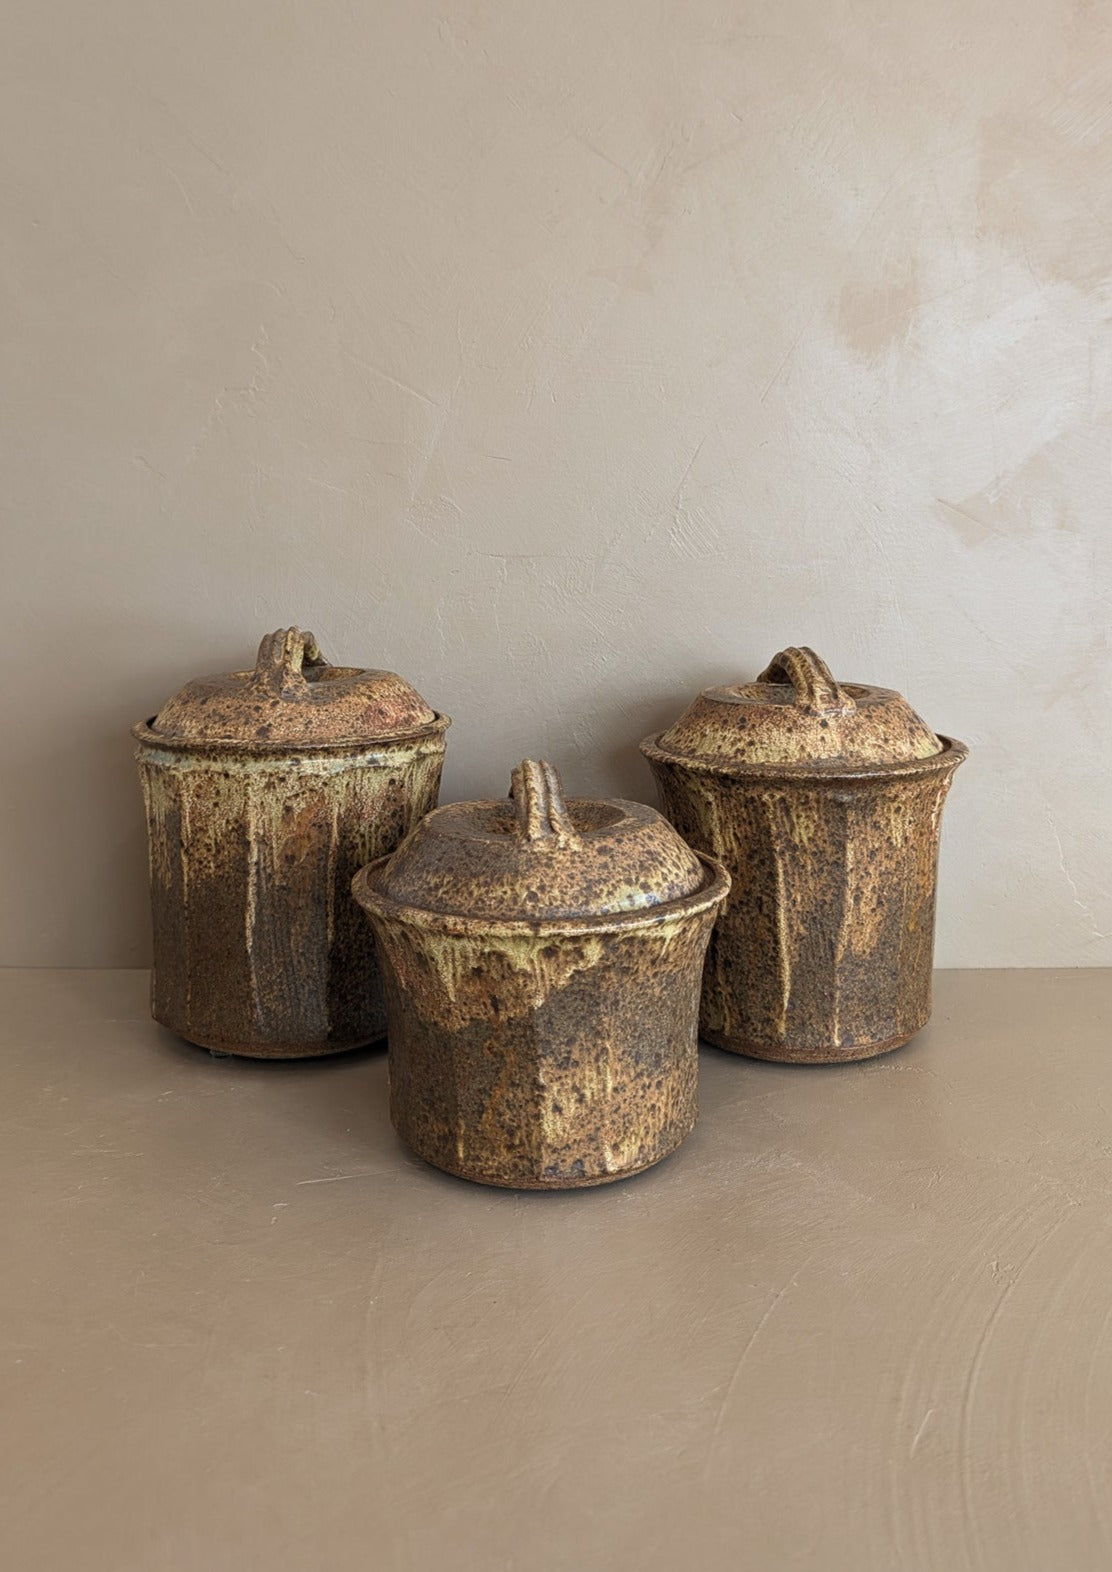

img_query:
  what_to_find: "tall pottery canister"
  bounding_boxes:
[641,647,967,1063]
[352,759,730,1188]
[133,627,449,1058]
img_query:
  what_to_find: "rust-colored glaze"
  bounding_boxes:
[642,647,967,1064]
[352,760,730,1188]
[134,628,448,1058]
[655,645,941,768]
[150,626,438,745]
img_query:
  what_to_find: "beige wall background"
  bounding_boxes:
[2,0,1110,969]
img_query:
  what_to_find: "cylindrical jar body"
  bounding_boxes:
[355,857,727,1187]
[645,744,966,1063]
[135,733,445,1057]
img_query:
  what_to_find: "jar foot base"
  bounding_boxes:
[155,1021,386,1060]
[701,1025,923,1064]
[396,1133,691,1190]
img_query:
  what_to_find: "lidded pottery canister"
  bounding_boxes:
[352,760,730,1188]
[641,647,967,1063]
[133,627,449,1058]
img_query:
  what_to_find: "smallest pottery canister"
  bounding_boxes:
[352,760,730,1188]
[642,647,967,1064]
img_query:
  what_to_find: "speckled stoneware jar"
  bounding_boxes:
[641,647,967,1064]
[133,628,449,1058]
[352,759,730,1188]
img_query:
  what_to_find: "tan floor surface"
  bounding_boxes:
[2,968,1109,1571]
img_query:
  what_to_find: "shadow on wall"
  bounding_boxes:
[595,688,697,805]
[11,702,151,966]
[18,617,257,968]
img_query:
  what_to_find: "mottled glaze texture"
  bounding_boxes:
[383,785,706,921]
[657,647,941,768]
[152,627,439,745]
[134,629,448,1058]
[352,760,730,1188]
[643,648,967,1064]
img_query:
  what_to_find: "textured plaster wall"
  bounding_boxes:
[2,0,1110,968]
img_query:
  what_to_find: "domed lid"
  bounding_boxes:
[378,758,706,920]
[145,627,441,746]
[651,646,942,768]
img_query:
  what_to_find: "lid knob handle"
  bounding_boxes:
[756,646,856,715]
[510,760,583,851]
[251,627,329,695]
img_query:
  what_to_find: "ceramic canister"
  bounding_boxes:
[352,759,730,1188]
[133,627,449,1057]
[641,646,967,1063]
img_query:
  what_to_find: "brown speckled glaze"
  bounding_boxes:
[642,647,967,1064]
[133,628,448,1058]
[352,760,730,1188]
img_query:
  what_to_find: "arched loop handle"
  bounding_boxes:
[510,760,583,851]
[252,627,329,694]
[756,646,855,715]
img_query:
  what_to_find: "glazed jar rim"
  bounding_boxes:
[353,849,731,938]
[640,733,968,784]
[132,711,451,756]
